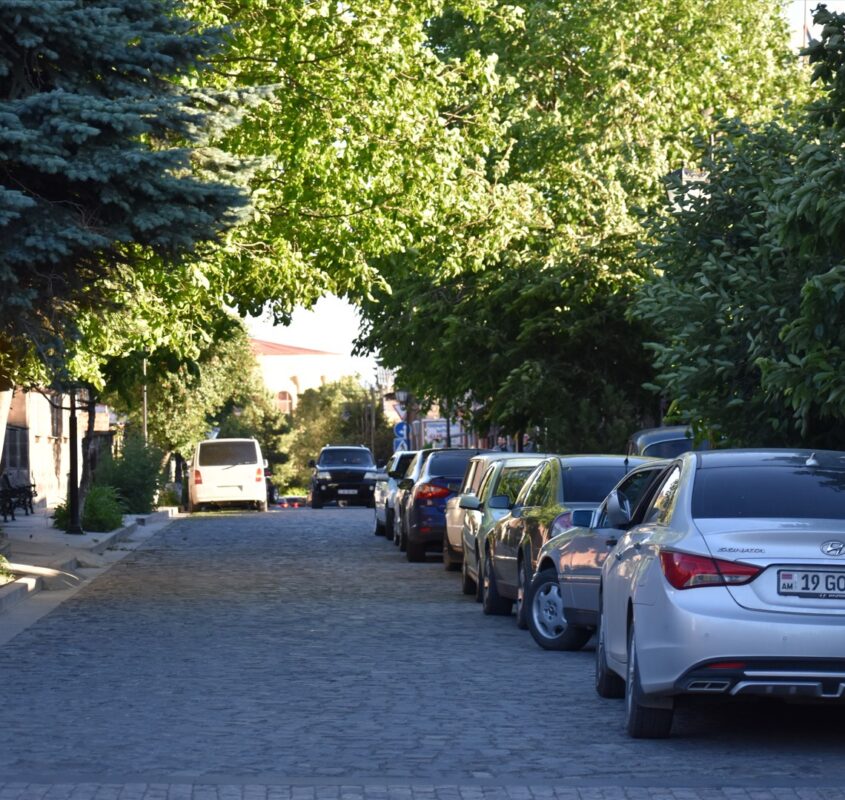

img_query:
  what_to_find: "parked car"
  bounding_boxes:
[442,452,526,571]
[458,455,549,598]
[526,459,670,650]
[482,455,652,627]
[308,445,380,508]
[392,449,436,549]
[626,425,708,458]
[187,438,268,513]
[598,449,845,739]
[279,495,307,508]
[402,448,489,562]
[373,450,417,537]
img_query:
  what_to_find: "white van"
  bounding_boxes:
[188,438,268,512]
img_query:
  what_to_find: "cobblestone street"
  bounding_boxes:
[0,509,844,795]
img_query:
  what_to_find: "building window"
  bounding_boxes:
[1,426,29,473]
[277,391,293,414]
[51,394,63,438]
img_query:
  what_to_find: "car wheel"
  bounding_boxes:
[384,507,394,539]
[482,550,513,616]
[257,500,268,513]
[399,524,408,552]
[461,554,476,595]
[625,623,674,739]
[407,541,426,562]
[527,569,591,651]
[595,606,625,698]
[474,548,484,603]
[443,536,461,572]
[515,556,532,629]
[311,493,323,510]
[373,509,385,536]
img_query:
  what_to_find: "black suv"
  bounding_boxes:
[308,445,379,508]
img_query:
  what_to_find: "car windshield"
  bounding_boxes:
[693,466,845,519]
[198,441,257,466]
[497,466,536,504]
[394,453,415,476]
[319,448,374,467]
[561,466,628,503]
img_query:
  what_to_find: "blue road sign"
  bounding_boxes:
[393,421,409,439]
[393,437,409,451]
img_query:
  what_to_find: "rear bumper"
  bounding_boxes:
[192,485,265,505]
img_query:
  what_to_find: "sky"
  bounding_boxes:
[246,2,839,380]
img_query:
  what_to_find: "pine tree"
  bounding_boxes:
[0,0,249,384]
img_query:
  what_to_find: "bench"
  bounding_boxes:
[0,473,37,521]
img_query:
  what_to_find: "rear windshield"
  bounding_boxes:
[198,441,258,466]
[562,466,628,503]
[394,452,415,475]
[644,438,696,458]
[319,448,375,467]
[427,452,474,477]
[693,467,845,519]
[497,466,537,504]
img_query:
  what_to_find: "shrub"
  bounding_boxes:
[52,502,69,531]
[95,433,162,513]
[81,485,126,532]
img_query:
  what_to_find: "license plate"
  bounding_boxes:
[778,569,845,599]
[338,489,358,495]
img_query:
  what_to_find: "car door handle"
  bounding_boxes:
[605,537,618,548]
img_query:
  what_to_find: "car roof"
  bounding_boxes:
[627,426,692,448]
[694,449,845,470]
[555,454,657,467]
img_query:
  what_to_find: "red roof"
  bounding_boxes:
[249,338,341,357]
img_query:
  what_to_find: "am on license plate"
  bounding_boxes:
[338,489,358,495]
[778,569,845,599]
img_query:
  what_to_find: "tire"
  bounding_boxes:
[482,550,514,616]
[527,569,591,651]
[625,623,674,739]
[595,607,625,698]
[373,510,385,536]
[407,540,426,562]
[257,500,268,513]
[443,536,461,572]
[384,507,395,539]
[515,556,532,629]
[399,525,408,552]
[474,548,484,603]
[461,554,476,595]
[311,493,323,510]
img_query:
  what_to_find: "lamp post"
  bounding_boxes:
[66,387,83,534]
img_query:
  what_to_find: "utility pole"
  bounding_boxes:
[66,388,83,534]
[142,354,148,444]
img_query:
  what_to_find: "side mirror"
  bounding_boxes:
[308,459,316,469]
[510,504,524,519]
[486,494,511,510]
[605,489,632,529]
[459,494,481,511]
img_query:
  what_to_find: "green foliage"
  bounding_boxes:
[0,554,14,585]
[277,378,392,489]
[94,434,163,514]
[357,0,801,451]
[0,0,250,386]
[51,502,69,531]
[81,486,126,533]
[217,390,290,468]
[636,6,845,447]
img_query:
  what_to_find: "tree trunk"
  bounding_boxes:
[79,389,98,517]
[0,388,12,468]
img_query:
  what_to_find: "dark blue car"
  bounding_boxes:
[403,448,489,562]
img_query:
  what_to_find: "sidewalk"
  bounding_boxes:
[0,503,181,624]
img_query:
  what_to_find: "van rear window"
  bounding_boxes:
[198,441,258,466]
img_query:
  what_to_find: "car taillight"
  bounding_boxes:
[415,483,451,500]
[660,550,762,590]
[256,468,263,483]
[193,470,203,485]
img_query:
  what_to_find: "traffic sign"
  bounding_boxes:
[393,421,409,439]
[393,437,409,451]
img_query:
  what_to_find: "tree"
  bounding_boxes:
[357,0,803,451]
[635,6,845,448]
[0,0,250,387]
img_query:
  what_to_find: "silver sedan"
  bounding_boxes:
[598,449,845,739]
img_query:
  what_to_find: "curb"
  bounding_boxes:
[0,515,148,617]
